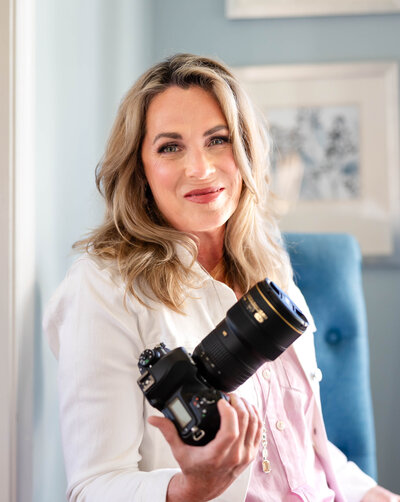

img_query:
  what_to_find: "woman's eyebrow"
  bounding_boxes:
[203,125,229,137]
[153,132,182,145]
[152,125,229,145]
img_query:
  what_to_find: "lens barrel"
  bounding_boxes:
[192,279,308,392]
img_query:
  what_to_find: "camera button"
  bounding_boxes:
[262,368,271,381]
[276,420,286,431]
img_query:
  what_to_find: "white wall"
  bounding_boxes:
[0,0,15,499]
[2,1,36,501]
[34,1,154,500]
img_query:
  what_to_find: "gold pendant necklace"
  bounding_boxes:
[254,368,271,474]
[262,423,271,473]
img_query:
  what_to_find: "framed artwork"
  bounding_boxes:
[226,0,400,18]
[233,62,400,260]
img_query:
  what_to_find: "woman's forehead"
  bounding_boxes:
[144,86,228,137]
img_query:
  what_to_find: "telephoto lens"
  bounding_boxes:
[192,279,309,392]
[137,278,308,446]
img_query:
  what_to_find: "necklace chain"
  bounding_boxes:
[210,274,271,474]
[261,422,272,473]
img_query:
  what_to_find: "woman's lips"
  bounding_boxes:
[184,187,224,204]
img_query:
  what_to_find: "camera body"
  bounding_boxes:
[137,279,308,446]
[138,344,227,446]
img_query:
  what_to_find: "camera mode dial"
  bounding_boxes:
[138,343,169,374]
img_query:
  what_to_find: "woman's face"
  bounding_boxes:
[141,85,242,241]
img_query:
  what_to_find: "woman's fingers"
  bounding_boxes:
[213,395,261,457]
[242,400,263,449]
[230,394,250,437]
[218,395,261,477]
[149,394,263,501]
[211,397,240,449]
[253,404,263,446]
[149,394,262,471]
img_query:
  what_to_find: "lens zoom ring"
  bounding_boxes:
[195,334,254,392]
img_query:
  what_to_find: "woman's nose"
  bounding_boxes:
[184,149,216,178]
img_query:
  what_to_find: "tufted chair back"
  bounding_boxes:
[285,232,377,479]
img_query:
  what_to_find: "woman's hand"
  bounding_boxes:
[362,485,400,502]
[148,394,263,502]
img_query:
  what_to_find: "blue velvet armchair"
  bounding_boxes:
[284,232,377,480]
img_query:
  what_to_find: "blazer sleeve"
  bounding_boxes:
[43,256,179,501]
[327,440,377,502]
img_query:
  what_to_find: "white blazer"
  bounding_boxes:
[44,252,376,501]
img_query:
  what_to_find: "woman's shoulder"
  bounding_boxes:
[45,252,144,316]
[64,252,123,289]
[43,253,146,355]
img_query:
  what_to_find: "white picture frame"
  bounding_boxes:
[233,62,400,258]
[226,0,400,18]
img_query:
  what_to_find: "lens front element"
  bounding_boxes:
[192,279,308,392]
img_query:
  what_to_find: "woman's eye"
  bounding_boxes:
[159,144,179,154]
[209,136,229,146]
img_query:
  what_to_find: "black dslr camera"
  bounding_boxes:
[137,279,308,446]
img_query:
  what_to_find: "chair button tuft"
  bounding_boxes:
[325,329,341,345]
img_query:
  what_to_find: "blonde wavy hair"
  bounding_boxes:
[75,53,292,312]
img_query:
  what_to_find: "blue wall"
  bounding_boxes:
[34,0,400,500]
[153,0,400,64]
[151,0,400,493]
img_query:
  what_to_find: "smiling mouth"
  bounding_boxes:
[184,187,225,204]
[184,187,224,198]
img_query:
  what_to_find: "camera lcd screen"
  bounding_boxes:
[168,397,191,428]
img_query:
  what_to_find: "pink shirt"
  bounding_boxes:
[245,346,335,502]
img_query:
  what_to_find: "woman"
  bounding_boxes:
[44,53,398,501]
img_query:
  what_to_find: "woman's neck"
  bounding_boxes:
[195,228,224,275]
[196,229,242,300]
[197,245,224,276]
